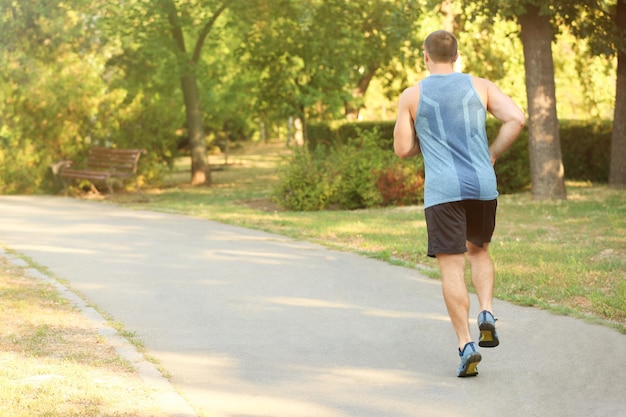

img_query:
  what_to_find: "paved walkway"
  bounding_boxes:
[0,196,624,417]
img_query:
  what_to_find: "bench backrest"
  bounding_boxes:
[87,147,143,173]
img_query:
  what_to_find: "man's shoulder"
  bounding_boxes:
[469,75,494,90]
[400,83,422,103]
[402,83,421,95]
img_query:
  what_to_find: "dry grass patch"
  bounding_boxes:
[0,255,170,417]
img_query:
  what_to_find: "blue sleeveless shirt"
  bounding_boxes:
[415,72,498,208]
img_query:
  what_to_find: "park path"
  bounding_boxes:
[0,195,624,417]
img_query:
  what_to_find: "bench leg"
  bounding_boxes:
[105,179,114,194]
[134,177,143,195]
[60,179,71,195]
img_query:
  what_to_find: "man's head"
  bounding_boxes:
[423,30,458,64]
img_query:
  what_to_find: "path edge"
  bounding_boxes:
[1,248,199,417]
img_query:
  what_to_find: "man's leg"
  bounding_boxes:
[466,241,494,313]
[467,241,499,347]
[437,252,472,349]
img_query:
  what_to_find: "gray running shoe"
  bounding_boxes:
[457,342,481,377]
[478,310,499,348]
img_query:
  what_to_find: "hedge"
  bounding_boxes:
[307,119,613,194]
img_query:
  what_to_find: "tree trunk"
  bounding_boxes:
[518,5,567,200]
[610,0,626,188]
[299,104,308,145]
[344,64,377,120]
[165,0,220,186]
[440,0,460,33]
[181,71,210,185]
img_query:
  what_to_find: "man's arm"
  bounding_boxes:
[480,78,526,165]
[393,86,421,158]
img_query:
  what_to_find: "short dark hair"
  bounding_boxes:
[424,30,458,63]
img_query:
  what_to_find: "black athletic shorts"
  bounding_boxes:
[424,199,497,258]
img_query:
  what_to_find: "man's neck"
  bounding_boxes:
[428,63,455,74]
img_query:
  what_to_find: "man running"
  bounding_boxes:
[393,30,525,377]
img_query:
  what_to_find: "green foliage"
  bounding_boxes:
[0,137,44,194]
[488,118,613,187]
[271,146,339,211]
[0,0,620,194]
[485,119,614,187]
[307,118,613,199]
[308,118,530,195]
[560,119,612,182]
[306,123,338,149]
[308,121,396,151]
[337,122,396,151]
[104,92,184,182]
[485,118,531,194]
[239,0,422,123]
[330,134,389,210]
[0,0,128,193]
[104,0,258,178]
[0,0,256,193]
[272,129,424,211]
[464,0,618,120]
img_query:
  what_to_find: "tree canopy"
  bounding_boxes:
[0,0,622,193]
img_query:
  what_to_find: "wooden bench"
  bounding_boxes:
[59,147,145,193]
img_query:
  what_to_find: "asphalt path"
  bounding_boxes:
[0,196,624,417]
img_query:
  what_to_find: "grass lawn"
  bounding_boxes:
[112,140,626,333]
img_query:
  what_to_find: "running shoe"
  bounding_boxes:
[478,310,499,348]
[457,342,481,377]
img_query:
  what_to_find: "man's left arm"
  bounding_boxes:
[393,87,421,159]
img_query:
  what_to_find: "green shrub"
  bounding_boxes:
[308,121,396,151]
[307,123,338,150]
[0,136,50,194]
[273,128,424,211]
[271,146,339,211]
[337,122,396,150]
[329,133,386,209]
